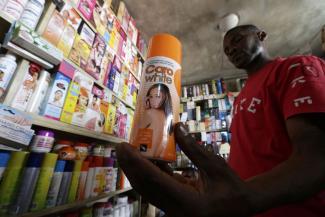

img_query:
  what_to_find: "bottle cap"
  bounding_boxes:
[54,160,66,172]
[37,130,55,138]
[0,152,10,167]
[147,33,182,65]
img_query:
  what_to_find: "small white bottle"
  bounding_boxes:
[0,52,17,98]
[0,0,8,10]
[19,0,45,30]
[2,0,29,20]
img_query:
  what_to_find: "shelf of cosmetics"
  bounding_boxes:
[180,95,234,133]
[0,58,137,144]
[57,195,140,217]
[172,139,231,170]
[0,140,132,216]
[0,0,147,69]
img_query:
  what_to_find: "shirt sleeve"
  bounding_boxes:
[281,56,325,119]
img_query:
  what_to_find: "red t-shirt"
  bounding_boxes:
[228,55,325,217]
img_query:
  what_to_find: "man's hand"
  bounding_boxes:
[117,123,255,217]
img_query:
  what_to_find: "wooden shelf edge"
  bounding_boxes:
[12,187,133,217]
[29,112,128,144]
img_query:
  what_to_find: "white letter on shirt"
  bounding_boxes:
[294,96,313,107]
[240,98,246,111]
[291,76,306,88]
[247,97,262,114]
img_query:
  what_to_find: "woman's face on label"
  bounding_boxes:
[149,87,165,109]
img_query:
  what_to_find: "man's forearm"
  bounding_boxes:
[246,152,325,213]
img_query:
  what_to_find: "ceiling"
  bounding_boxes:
[124,0,325,85]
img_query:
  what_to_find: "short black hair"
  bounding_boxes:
[225,25,260,37]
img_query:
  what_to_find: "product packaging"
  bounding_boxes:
[77,0,96,21]
[56,160,74,205]
[60,2,82,30]
[0,151,28,214]
[67,160,82,203]
[30,130,55,153]
[19,0,45,31]
[11,62,42,112]
[46,160,66,208]
[84,156,95,199]
[9,153,44,215]
[40,72,71,120]
[57,24,77,58]
[30,153,58,211]
[2,0,29,21]
[85,34,106,80]
[130,34,182,162]
[11,24,63,65]
[76,160,89,200]
[0,152,11,181]
[60,71,94,126]
[104,101,117,135]
[0,52,18,98]
[90,156,104,197]
[42,10,65,46]
[84,85,104,131]
[26,70,51,114]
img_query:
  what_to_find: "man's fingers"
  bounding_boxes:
[116,143,196,213]
[174,123,228,176]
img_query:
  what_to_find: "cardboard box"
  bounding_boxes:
[40,72,71,120]
[0,104,34,146]
[61,71,94,126]
[60,2,82,31]
[57,24,77,57]
[42,10,66,46]
[84,85,104,131]
[78,0,96,21]
[68,34,91,68]
[85,34,106,80]
[11,24,64,65]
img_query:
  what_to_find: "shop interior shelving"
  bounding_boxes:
[3,187,133,217]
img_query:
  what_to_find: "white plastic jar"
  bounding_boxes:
[30,130,55,153]
[19,0,45,30]
[0,53,17,98]
[2,0,29,20]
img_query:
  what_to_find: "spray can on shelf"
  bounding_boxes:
[46,160,66,208]
[0,152,11,181]
[67,160,83,203]
[2,0,29,20]
[0,151,28,214]
[30,153,58,211]
[76,160,90,201]
[9,152,44,215]
[130,33,182,162]
[56,160,74,205]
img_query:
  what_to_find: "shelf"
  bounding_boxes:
[181,92,240,103]
[63,57,135,110]
[28,112,128,144]
[2,41,54,69]
[0,137,27,150]
[0,11,15,24]
[7,187,133,217]
[189,128,228,134]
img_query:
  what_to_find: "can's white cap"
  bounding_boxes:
[5,52,17,61]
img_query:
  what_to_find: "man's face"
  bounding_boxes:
[223,29,262,69]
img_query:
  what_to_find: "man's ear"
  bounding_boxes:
[257,31,268,41]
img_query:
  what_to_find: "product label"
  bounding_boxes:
[0,60,16,94]
[131,56,181,161]
[31,136,55,150]
[46,172,63,208]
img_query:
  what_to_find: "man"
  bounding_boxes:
[116,25,325,217]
